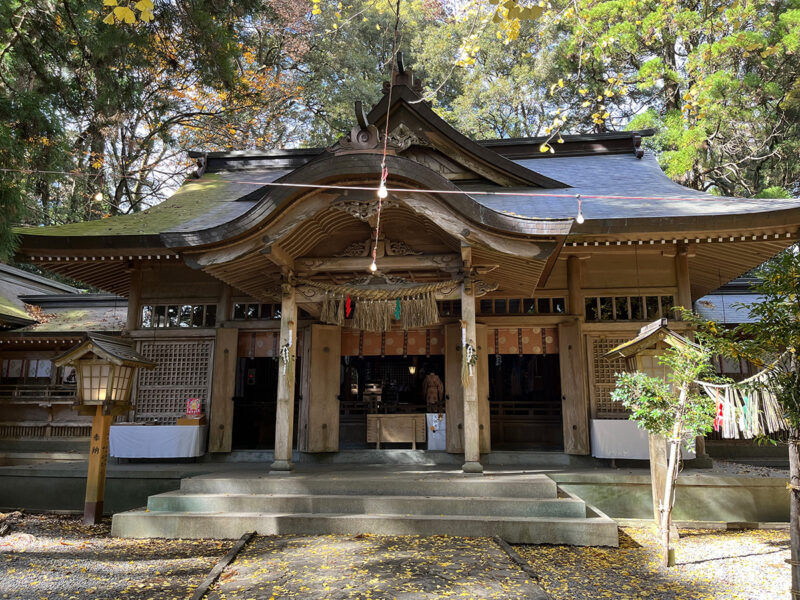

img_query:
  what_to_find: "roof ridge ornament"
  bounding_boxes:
[382,51,423,96]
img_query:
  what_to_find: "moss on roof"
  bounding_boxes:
[16,174,226,238]
[0,294,31,321]
[13,306,125,333]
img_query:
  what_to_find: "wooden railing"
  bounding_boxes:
[0,384,90,438]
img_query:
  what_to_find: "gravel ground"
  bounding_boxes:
[206,534,542,599]
[0,514,791,600]
[708,459,788,478]
[517,526,790,600]
[0,512,233,599]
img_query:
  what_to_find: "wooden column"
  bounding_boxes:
[560,254,591,455]
[297,324,341,453]
[675,243,692,312]
[217,284,232,326]
[126,265,142,332]
[567,255,582,317]
[208,327,238,453]
[559,321,590,454]
[445,324,464,453]
[675,244,712,466]
[461,281,482,473]
[476,323,490,454]
[271,283,298,472]
[84,405,112,525]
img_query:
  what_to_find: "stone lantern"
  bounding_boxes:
[54,334,155,524]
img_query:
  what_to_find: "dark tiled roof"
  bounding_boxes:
[470,154,800,220]
[694,294,762,324]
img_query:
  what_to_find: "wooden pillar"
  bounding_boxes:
[208,327,238,453]
[675,243,692,313]
[297,324,341,453]
[675,244,712,466]
[445,324,464,453]
[84,405,112,525]
[461,281,482,473]
[271,283,297,472]
[217,284,232,326]
[567,255,582,317]
[560,255,590,454]
[648,433,670,524]
[559,320,590,454]
[476,323,490,454]
[126,265,142,332]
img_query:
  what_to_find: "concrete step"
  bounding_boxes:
[180,473,558,499]
[147,492,586,518]
[208,449,588,467]
[111,509,619,546]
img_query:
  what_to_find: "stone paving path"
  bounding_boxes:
[206,534,543,600]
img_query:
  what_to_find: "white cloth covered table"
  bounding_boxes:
[110,425,207,458]
[426,414,446,450]
[590,419,695,459]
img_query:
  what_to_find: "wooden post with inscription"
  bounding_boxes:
[461,279,482,473]
[271,282,298,473]
[85,405,112,524]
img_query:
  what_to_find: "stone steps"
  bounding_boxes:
[179,473,558,498]
[111,509,619,546]
[111,469,619,546]
[147,491,587,518]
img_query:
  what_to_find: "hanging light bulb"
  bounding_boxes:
[377,182,388,199]
[370,260,378,272]
[93,191,104,203]
[575,194,585,224]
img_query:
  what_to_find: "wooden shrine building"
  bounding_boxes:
[12,61,800,472]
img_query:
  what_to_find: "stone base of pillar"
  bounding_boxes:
[461,461,483,474]
[269,460,293,474]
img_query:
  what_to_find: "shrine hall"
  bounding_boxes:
[11,60,800,474]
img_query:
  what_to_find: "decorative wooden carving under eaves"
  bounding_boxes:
[472,278,500,297]
[336,240,371,257]
[386,123,430,153]
[331,197,400,221]
[386,239,422,256]
[335,237,422,258]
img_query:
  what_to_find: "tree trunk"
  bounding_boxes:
[789,432,800,595]
[660,385,687,568]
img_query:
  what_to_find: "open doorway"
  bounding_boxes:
[339,356,445,448]
[231,356,300,449]
[489,354,563,450]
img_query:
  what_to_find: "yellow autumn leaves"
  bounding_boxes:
[103,0,154,25]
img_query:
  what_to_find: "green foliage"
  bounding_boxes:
[611,338,721,447]
[687,248,800,429]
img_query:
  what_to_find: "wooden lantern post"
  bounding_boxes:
[605,319,693,526]
[54,334,155,524]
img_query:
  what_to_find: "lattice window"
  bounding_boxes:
[589,336,630,419]
[134,339,214,424]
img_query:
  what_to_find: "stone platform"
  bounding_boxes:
[111,465,620,546]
